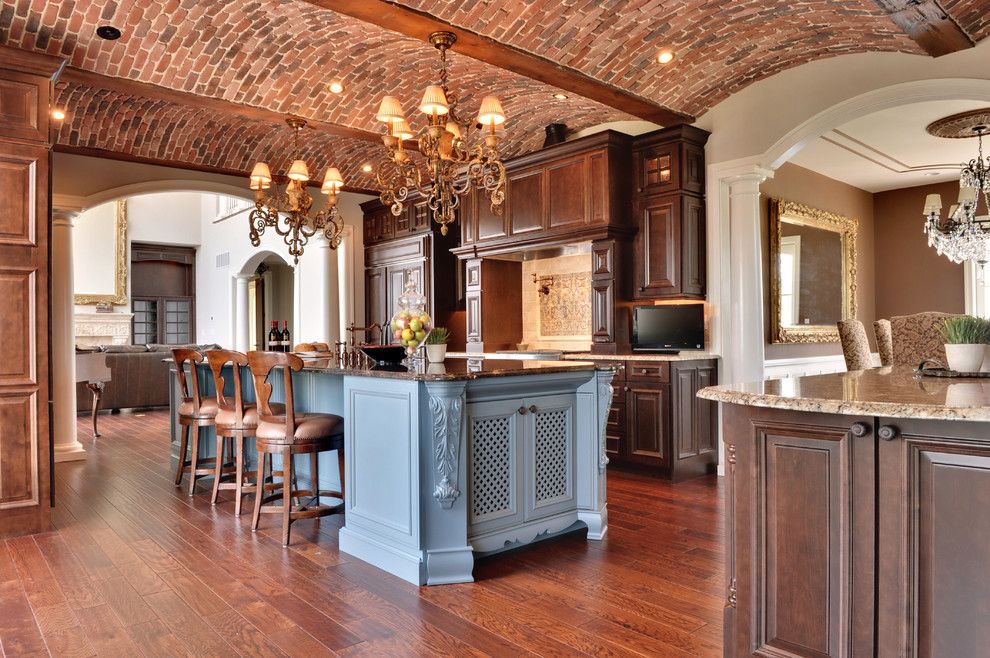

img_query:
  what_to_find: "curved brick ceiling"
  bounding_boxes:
[392,0,928,116]
[1,0,629,177]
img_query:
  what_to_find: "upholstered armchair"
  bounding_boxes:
[889,312,961,367]
[837,319,873,371]
[873,319,893,366]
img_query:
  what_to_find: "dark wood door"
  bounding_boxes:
[507,168,545,236]
[722,406,875,658]
[364,266,387,330]
[635,142,679,197]
[624,384,669,466]
[680,195,705,296]
[635,194,680,298]
[0,52,61,538]
[877,418,990,658]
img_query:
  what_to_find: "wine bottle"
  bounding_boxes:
[268,320,279,351]
[281,320,291,353]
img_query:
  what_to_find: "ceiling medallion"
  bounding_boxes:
[922,109,990,264]
[247,117,345,265]
[372,31,508,236]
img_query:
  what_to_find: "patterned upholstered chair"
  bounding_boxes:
[837,320,873,371]
[873,319,893,367]
[890,312,962,367]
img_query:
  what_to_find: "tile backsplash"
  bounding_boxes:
[521,254,592,350]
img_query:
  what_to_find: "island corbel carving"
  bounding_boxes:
[426,382,467,509]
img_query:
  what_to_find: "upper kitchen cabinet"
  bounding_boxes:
[633,125,708,197]
[456,131,632,256]
[363,196,436,246]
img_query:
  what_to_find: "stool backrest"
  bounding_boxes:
[205,349,248,417]
[248,351,304,436]
[172,348,204,414]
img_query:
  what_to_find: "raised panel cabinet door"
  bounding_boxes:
[673,367,697,459]
[467,399,525,537]
[364,267,387,331]
[474,186,507,242]
[624,384,669,466]
[722,406,875,658]
[507,167,545,236]
[694,364,717,454]
[680,195,706,297]
[547,155,588,229]
[877,418,990,658]
[393,204,411,235]
[0,141,50,537]
[411,200,430,233]
[635,195,681,298]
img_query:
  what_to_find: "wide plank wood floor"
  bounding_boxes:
[1,410,723,657]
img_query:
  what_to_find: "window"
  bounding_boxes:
[779,235,801,326]
[215,195,251,220]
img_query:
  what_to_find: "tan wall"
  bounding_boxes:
[760,163,877,360]
[873,181,965,320]
[521,254,592,351]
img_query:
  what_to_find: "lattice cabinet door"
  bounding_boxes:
[523,393,577,521]
[467,399,525,537]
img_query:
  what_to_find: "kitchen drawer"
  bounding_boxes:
[625,362,669,382]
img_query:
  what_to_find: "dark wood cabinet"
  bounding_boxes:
[364,266,387,332]
[606,358,717,480]
[724,408,990,657]
[506,167,544,237]
[463,258,522,352]
[877,418,990,657]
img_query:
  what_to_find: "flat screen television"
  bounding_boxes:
[632,305,705,353]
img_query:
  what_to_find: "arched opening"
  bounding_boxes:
[234,250,296,351]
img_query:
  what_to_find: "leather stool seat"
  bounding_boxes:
[216,402,286,429]
[178,397,217,418]
[257,412,344,442]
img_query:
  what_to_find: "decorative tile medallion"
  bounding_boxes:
[539,272,591,336]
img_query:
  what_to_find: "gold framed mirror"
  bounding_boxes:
[74,199,128,305]
[769,198,857,344]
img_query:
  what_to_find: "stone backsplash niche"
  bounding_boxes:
[521,254,592,351]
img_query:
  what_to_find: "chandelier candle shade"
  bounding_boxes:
[373,31,508,236]
[247,117,345,264]
[923,111,990,264]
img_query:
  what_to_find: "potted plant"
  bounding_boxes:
[941,316,990,373]
[425,327,449,363]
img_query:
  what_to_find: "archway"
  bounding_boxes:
[234,250,296,351]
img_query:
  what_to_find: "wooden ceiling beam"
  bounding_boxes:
[874,0,974,57]
[59,67,385,144]
[307,0,693,126]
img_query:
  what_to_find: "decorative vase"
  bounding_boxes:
[426,344,447,363]
[944,343,986,373]
[388,280,433,357]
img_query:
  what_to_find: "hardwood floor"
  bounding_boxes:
[1,410,723,657]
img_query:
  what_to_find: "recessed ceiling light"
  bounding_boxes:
[50,108,66,121]
[96,25,122,40]
[361,163,373,173]
[553,93,568,100]
[329,80,344,94]
[657,50,674,64]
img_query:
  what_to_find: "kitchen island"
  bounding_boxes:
[170,357,615,585]
[699,366,990,657]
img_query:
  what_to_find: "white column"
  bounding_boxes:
[724,168,773,386]
[52,209,86,462]
[324,238,341,344]
[234,274,251,351]
[338,225,356,341]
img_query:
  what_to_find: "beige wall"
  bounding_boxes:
[873,180,965,319]
[760,163,877,360]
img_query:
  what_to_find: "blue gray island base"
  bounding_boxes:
[170,358,615,585]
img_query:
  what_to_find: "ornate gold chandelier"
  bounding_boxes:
[248,117,345,264]
[373,31,507,236]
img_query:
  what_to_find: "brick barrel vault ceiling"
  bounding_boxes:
[390,0,932,116]
[941,0,990,42]
[1,0,631,174]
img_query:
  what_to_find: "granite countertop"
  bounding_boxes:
[297,356,605,382]
[698,365,990,421]
[446,351,719,362]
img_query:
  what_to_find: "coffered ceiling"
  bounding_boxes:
[0,0,985,186]
[790,100,990,192]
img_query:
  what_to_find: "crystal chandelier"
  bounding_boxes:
[248,117,345,265]
[923,124,990,264]
[373,31,507,236]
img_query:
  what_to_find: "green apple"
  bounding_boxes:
[415,330,426,341]
[409,319,423,332]
[401,328,414,341]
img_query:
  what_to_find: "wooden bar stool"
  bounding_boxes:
[247,351,345,546]
[173,348,233,497]
[205,349,287,516]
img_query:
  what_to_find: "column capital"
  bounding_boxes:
[725,166,774,195]
[234,273,255,281]
[52,208,81,226]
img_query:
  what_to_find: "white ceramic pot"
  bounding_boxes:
[944,343,986,373]
[982,345,990,373]
[426,344,447,363]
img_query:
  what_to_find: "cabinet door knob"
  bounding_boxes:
[850,422,870,437]
[640,368,648,374]
[517,406,527,415]
[528,405,538,414]
[878,425,900,441]
[623,386,630,392]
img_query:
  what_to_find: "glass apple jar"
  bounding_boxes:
[389,279,433,356]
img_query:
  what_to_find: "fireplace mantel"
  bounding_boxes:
[74,312,133,347]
